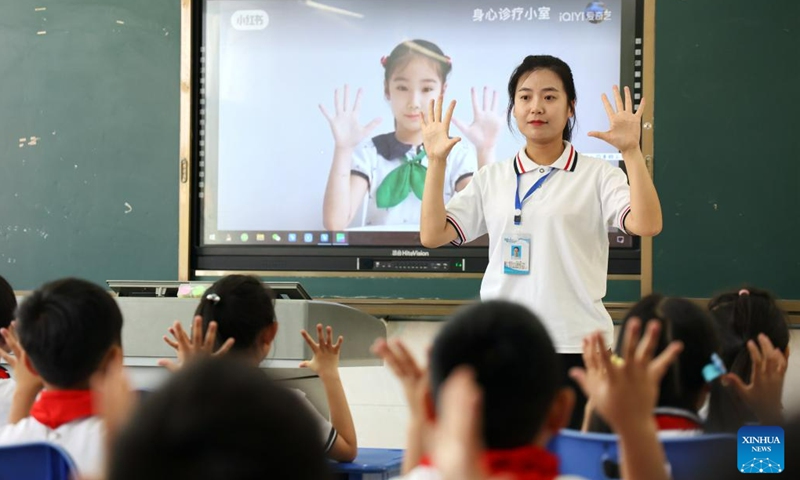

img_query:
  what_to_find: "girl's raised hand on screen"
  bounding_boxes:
[452,86,502,152]
[319,84,382,149]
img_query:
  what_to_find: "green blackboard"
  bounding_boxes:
[653,0,800,299]
[0,0,180,290]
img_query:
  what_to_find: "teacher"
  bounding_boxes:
[419,55,663,429]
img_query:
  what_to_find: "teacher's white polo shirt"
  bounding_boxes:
[445,141,631,353]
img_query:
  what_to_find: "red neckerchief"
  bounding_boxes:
[419,445,560,480]
[29,390,96,430]
[0,366,9,379]
[654,407,703,431]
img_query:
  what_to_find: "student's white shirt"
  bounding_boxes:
[395,466,587,480]
[351,133,477,228]
[290,388,338,453]
[0,415,105,476]
[445,142,631,352]
[0,378,15,428]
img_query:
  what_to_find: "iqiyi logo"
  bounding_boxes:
[738,426,784,473]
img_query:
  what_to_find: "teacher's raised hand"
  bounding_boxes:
[588,85,645,154]
[421,95,462,164]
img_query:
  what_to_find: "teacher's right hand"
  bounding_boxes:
[422,95,462,164]
[319,84,382,150]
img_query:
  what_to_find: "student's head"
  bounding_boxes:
[704,287,789,432]
[195,275,277,363]
[16,278,123,389]
[587,295,720,432]
[708,287,789,377]
[624,295,719,411]
[382,39,452,134]
[429,300,572,449]
[506,55,577,143]
[0,275,16,351]
[107,357,331,480]
[512,246,521,256]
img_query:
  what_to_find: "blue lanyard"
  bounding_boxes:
[514,169,556,225]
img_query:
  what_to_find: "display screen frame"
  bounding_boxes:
[187,0,646,276]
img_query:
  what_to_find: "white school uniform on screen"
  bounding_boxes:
[290,388,338,453]
[0,415,105,476]
[351,132,477,228]
[445,141,631,353]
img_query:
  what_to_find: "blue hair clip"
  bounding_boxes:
[702,353,727,383]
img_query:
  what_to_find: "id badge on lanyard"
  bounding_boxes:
[502,169,556,276]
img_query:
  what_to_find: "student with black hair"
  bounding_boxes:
[0,277,123,477]
[704,287,789,432]
[106,357,332,480]
[160,274,358,461]
[0,275,17,426]
[419,55,663,428]
[584,294,721,434]
[377,300,680,480]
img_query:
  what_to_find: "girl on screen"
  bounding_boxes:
[320,39,502,231]
[419,55,663,429]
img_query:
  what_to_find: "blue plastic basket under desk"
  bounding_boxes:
[331,448,404,480]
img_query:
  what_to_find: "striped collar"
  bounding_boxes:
[515,141,578,174]
[373,132,421,161]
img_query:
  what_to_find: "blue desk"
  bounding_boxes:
[331,448,405,480]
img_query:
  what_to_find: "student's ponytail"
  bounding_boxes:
[705,286,789,432]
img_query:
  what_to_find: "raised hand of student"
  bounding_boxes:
[723,333,787,425]
[570,318,683,431]
[433,367,513,480]
[300,323,343,377]
[91,355,136,454]
[158,316,235,372]
[371,338,428,419]
[0,322,43,423]
[588,85,645,153]
[301,324,359,462]
[571,319,680,480]
[422,95,462,164]
[372,337,431,473]
[452,87,502,164]
[0,322,43,396]
[319,84,382,150]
